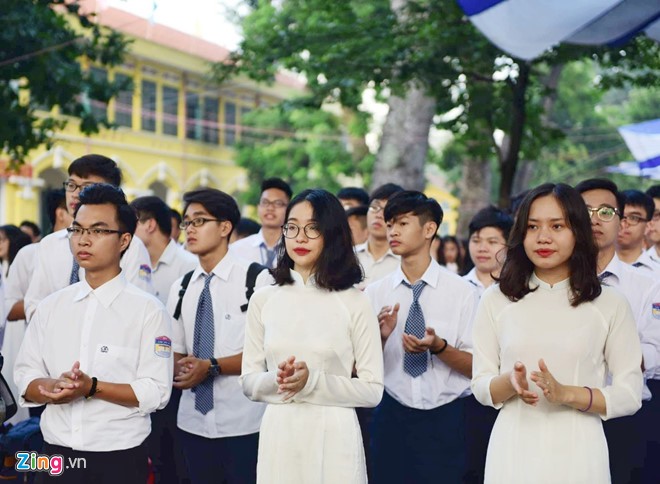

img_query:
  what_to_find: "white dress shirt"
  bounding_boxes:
[463,267,486,297]
[365,259,479,409]
[599,254,660,395]
[631,249,660,277]
[14,272,173,452]
[166,253,270,439]
[24,229,155,321]
[355,241,400,290]
[151,240,197,305]
[229,230,281,268]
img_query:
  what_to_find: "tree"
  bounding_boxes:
[235,100,373,203]
[217,0,660,207]
[0,0,129,166]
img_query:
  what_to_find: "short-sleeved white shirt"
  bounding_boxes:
[166,253,270,438]
[365,259,479,409]
[14,272,173,451]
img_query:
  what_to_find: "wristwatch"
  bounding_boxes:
[208,358,221,377]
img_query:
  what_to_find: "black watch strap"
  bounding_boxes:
[208,358,221,377]
[86,377,98,399]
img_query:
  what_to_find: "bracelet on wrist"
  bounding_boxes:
[578,386,593,412]
[85,377,98,400]
[430,338,448,355]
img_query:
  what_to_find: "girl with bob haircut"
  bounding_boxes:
[241,189,384,484]
[471,183,643,483]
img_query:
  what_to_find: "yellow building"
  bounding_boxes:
[0,6,303,230]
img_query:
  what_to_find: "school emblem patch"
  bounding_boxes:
[652,303,660,320]
[139,264,152,282]
[154,336,172,358]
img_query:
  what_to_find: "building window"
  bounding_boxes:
[224,102,236,146]
[186,93,201,141]
[114,73,133,128]
[89,67,108,121]
[141,80,157,132]
[203,97,219,144]
[162,86,178,136]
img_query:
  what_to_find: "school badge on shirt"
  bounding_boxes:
[154,336,172,358]
[653,303,660,320]
[139,264,152,282]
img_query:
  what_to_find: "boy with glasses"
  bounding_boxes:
[644,185,660,264]
[230,178,292,269]
[167,189,270,484]
[616,190,659,276]
[24,154,154,322]
[576,178,660,483]
[15,184,172,484]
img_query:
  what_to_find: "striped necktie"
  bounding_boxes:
[402,280,428,377]
[69,259,80,284]
[192,273,215,415]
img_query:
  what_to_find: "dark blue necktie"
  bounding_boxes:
[402,280,428,377]
[261,243,276,269]
[69,259,80,284]
[598,271,614,285]
[192,273,214,414]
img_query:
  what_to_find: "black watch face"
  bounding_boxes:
[209,365,220,377]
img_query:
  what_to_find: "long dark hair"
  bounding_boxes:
[499,183,601,307]
[272,189,363,290]
[0,225,32,275]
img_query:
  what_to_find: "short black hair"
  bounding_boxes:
[170,208,182,225]
[337,187,369,206]
[621,189,654,221]
[383,190,443,228]
[19,220,41,238]
[236,217,261,238]
[645,185,660,200]
[68,154,122,187]
[369,183,405,204]
[45,188,67,228]
[182,188,240,238]
[272,189,363,290]
[345,205,368,230]
[468,206,514,240]
[261,177,292,200]
[75,184,137,237]
[130,196,173,237]
[574,178,624,214]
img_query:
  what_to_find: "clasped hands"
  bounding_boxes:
[511,358,566,406]
[276,356,309,401]
[39,361,92,404]
[174,355,211,390]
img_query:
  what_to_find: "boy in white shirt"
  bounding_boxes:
[167,188,269,484]
[365,191,478,484]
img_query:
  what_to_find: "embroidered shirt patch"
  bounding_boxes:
[652,303,660,320]
[154,336,172,358]
[139,264,152,282]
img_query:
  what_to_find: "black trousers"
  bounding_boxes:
[35,442,147,484]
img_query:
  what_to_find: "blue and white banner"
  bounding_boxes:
[457,0,660,60]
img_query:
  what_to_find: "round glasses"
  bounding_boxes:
[587,206,620,222]
[282,223,321,239]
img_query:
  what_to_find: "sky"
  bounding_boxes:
[106,0,245,49]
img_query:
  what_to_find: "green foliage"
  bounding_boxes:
[235,101,371,203]
[0,0,129,166]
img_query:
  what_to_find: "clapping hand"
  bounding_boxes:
[510,361,539,406]
[378,303,399,341]
[530,359,565,405]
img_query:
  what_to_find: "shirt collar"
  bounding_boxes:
[464,267,484,289]
[289,269,318,288]
[391,258,440,290]
[157,239,179,266]
[249,230,267,248]
[358,240,398,261]
[601,253,625,282]
[72,271,127,308]
[55,228,69,239]
[191,252,236,283]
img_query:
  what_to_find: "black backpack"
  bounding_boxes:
[172,262,269,319]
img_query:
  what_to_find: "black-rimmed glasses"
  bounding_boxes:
[66,226,124,239]
[179,218,222,229]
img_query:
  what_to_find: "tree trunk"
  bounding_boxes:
[456,158,492,238]
[498,62,531,208]
[371,87,436,191]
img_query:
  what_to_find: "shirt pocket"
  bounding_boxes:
[218,312,246,354]
[92,344,139,383]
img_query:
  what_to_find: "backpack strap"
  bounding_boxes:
[240,262,269,312]
[172,270,195,320]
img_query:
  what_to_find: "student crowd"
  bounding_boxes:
[0,153,658,484]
